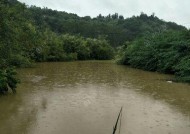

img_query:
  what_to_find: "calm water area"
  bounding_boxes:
[0,61,190,134]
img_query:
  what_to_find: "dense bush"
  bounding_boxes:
[117,30,190,82]
[41,34,114,61]
[174,56,190,82]
[86,38,114,60]
[0,68,19,94]
[9,54,32,67]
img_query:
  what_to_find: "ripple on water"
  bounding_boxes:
[1,61,190,134]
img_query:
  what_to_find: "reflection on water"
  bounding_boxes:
[0,61,190,134]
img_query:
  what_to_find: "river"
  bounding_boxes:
[0,61,190,134]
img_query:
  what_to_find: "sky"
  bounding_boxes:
[18,0,190,28]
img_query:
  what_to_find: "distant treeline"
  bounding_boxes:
[0,0,189,93]
[28,4,186,47]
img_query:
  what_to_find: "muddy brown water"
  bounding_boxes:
[0,61,190,134]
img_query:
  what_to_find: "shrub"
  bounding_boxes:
[0,68,19,94]
[9,54,32,67]
[117,30,190,82]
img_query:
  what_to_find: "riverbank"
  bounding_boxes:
[117,30,190,83]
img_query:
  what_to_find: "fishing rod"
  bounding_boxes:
[112,107,123,134]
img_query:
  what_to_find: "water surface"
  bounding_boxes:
[0,61,190,134]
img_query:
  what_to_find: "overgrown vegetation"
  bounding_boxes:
[117,30,190,82]
[0,68,19,94]
[0,0,189,94]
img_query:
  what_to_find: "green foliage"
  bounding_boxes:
[0,0,115,69]
[47,34,114,61]
[27,5,186,47]
[0,68,19,94]
[0,0,185,66]
[86,38,114,60]
[9,54,32,67]
[118,30,190,82]
[61,34,90,60]
[174,57,190,82]
[0,0,189,86]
